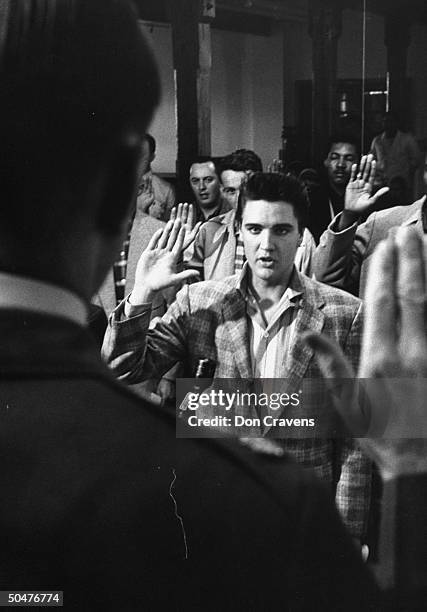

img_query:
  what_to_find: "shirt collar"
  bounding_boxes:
[236,263,304,303]
[0,272,88,327]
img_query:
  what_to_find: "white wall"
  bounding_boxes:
[140,13,427,174]
[211,25,284,168]
[140,21,283,172]
[140,22,177,173]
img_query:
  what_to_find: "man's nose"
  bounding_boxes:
[260,230,274,250]
[336,157,346,168]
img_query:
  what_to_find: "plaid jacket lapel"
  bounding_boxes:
[286,277,325,395]
[220,290,252,378]
[284,299,324,398]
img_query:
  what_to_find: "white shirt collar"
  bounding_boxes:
[0,272,88,327]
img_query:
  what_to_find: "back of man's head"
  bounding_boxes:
[0,0,159,277]
[220,149,263,175]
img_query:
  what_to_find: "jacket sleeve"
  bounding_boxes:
[313,212,377,296]
[102,287,191,384]
[334,302,372,540]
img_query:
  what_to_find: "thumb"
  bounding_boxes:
[370,186,389,203]
[303,332,368,436]
[172,270,200,285]
[303,332,353,378]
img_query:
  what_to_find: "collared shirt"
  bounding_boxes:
[194,196,232,224]
[0,272,88,326]
[236,265,303,378]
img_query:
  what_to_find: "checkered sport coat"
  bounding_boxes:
[103,271,371,539]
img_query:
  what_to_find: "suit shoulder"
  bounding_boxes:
[186,276,238,300]
[364,198,423,230]
[302,274,361,311]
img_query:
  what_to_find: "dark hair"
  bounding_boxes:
[0,0,160,245]
[326,133,359,157]
[189,156,221,179]
[145,133,156,156]
[237,172,309,231]
[219,149,263,175]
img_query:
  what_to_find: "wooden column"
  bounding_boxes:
[170,0,213,198]
[308,0,342,165]
[384,14,410,117]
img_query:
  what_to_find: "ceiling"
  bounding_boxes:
[134,0,427,31]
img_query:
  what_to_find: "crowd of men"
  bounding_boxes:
[1,1,427,610]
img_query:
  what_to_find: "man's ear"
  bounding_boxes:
[95,137,141,235]
[323,157,329,169]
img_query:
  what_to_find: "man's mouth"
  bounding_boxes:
[258,257,275,266]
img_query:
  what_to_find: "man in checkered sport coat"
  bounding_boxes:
[103,172,371,543]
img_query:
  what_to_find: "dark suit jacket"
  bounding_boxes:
[0,308,378,610]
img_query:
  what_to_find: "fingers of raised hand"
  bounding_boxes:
[171,226,186,256]
[395,228,427,373]
[166,219,183,251]
[187,203,195,228]
[361,229,427,378]
[146,227,165,251]
[360,237,398,377]
[350,163,358,182]
[362,153,374,183]
[357,155,367,180]
[303,332,367,435]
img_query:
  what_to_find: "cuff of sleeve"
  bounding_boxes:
[123,294,152,318]
[328,212,358,235]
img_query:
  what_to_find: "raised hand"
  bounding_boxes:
[344,154,389,216]
[304,227,427,480]
[170,203,202,250]
[130,219,199,304]
[138,174,155,213]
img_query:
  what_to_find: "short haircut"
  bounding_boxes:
[326,133,359,157]
[237,172,308,231]
[0,0,160,244]
[145,134,156,156]
[189,156,221,179]
[219,149,263,175]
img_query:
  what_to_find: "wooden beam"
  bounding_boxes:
[308,0,342,164]
[384,14,410,117]
[170,0,212,198]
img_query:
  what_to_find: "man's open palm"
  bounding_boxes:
[345,154,389,215]
[132,219,199,303]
